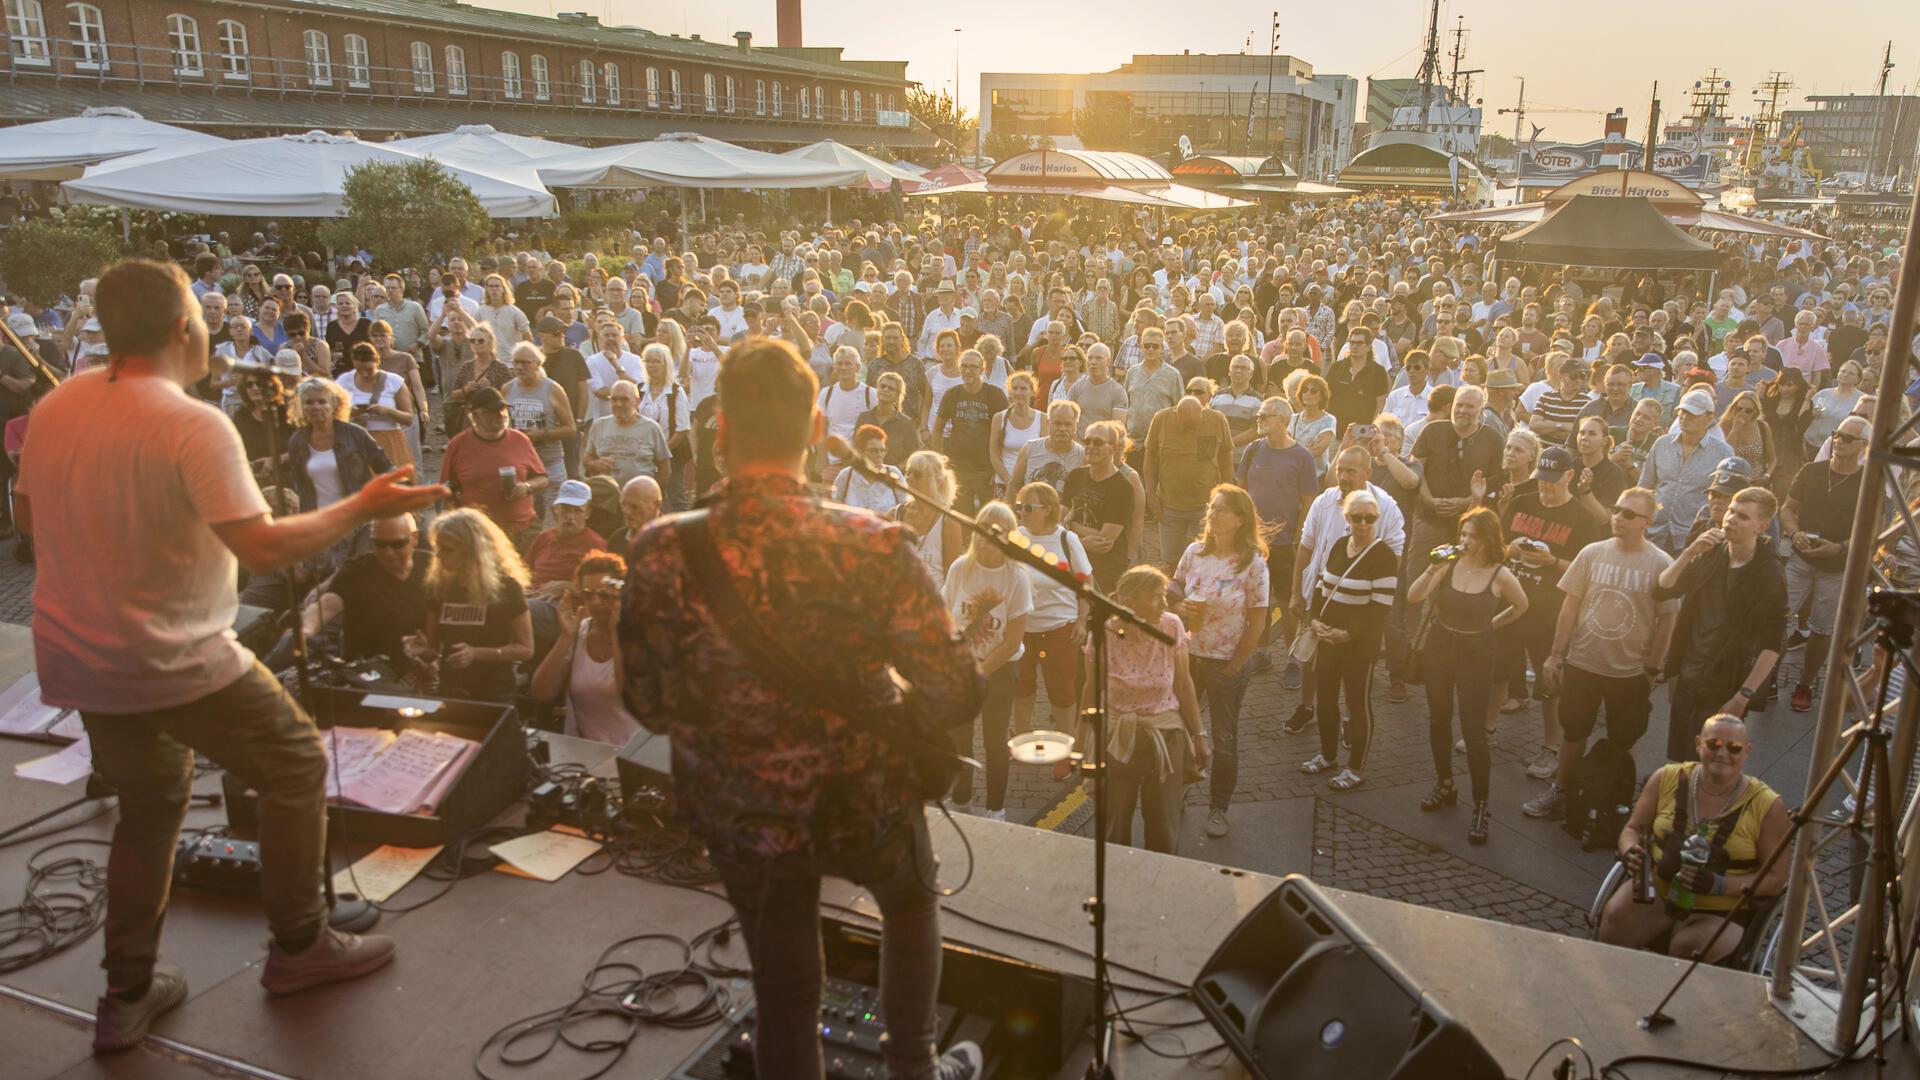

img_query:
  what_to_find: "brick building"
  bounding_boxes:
[0,0,932,148]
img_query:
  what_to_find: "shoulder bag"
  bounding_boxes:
[1292,538,1385,665]
[675,510,972,802]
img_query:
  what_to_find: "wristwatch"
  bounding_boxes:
[1736,687,1755,699]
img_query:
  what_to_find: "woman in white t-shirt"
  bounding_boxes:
[337,342,417,472]
[1011,482,1091,737]
[817,346,877,481]
[942,501,1032,821]
[925,329,965,438]
[832,424,906,516]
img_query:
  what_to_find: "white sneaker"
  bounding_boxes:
[982,808,1007,822]
[937,1040,985,1080]
[1525,748,1560,780]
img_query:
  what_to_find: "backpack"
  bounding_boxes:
[1563,736,1637,851]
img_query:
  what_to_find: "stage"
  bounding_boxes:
[0,618,1912,1079]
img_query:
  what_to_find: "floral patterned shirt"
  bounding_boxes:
[620,473,983,861]
[1090,609,1186,715]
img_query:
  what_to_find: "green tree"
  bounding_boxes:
[321,158,490,272]
[1074,95,1136,151]
[1481,133,1516,160]
[0,216,119,306]
[982,128,1034,161]
[906,86,977,155]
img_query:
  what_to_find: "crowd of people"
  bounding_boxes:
[4,192,1912,966]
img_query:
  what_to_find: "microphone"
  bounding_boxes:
[226,359,288,378]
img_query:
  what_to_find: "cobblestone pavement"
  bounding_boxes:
[1311,800,1591,936]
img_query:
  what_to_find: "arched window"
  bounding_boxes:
[668,69,681,109]
[755,78,766,116]
[409,40,432,93]
[67,3,106,70]
[838,88,848,121]
[770,80,782,117]
[530,53,549,100]
[602,61,619,105]
[703,73,716,112]
[302,29,330,86]
[798,83,809,118]
[445,45,466,95]
[577,59,594,103]
[214,18,247,79]
[814,86,825,119]
[4,1,49,64]
[343,33,368,86]
[853,91,862,122]
[725,75,736,114]
[500,51,520,99]
[165,13,200,75]
[644,66,659,109]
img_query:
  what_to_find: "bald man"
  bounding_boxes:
[607,475,662,554]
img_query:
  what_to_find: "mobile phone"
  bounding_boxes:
[1351,424,1377,443]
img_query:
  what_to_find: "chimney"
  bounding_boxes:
[734,30,752,50]
[777,0,802,47]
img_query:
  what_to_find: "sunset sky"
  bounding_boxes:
[477,0,1919,143]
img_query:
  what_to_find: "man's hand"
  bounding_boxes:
[1609,443,1634,467]
[1541,655,1564,696]
[1687,527,1726,559]
[356,467,448,518]
[1469,469,1488,501]
[1718,694,1750,718]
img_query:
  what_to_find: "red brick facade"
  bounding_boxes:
[3,0,905,135]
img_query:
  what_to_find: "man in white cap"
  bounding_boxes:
[1639,389,1733,555]
[525,479,607,592]
[916,279,962,357]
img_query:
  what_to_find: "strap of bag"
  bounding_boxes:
[1313,537,1384,622]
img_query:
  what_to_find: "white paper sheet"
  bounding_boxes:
[332,844,443,903]
[413,737,479,816]
[47,712,87,742]
[0,671,62,736]
[340,729,471,814]
[321,727,398,799]
[490,830,603,882]
[15,735,93,785]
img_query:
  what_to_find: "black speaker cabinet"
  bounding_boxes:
[1192,875,1503,1080]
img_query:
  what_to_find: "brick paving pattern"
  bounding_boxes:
[1311,800,1592,936]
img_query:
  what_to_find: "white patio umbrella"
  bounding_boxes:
[0,107,224,181]
[388,124,583,167]
[537,132,865,237]
[782,139,927,220]
[63,131,556,219]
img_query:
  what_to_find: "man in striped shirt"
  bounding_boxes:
[1529,355,1592,446]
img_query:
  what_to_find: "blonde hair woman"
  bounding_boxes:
[1174,483,1269,835]
[407,509,534,702]
[896,450,965,581]
[941,500,1033,820]
[1719,390,1775,483]
[1011,482,1092,737]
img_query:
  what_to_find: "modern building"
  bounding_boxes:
[1781,93,1920,187]
[0,0,931,148]
[979,51,1356,177]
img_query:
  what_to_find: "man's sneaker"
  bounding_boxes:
[1206,810,1229,837]
[1525,748,1560,780]
[982,808,1008,822]
[1283,659,1302,690]
[937,1040,985,1080]
[1791,684,1815,713]
[260,928,396,996]
[1454,737,1467,754]
[1521,784,1565,820]
[1788,625,1810,649]
[93,963,187,1053]
[1388,680,1408,704]
[1283,704,1315,734]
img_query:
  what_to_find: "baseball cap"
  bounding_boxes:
[1708,456,1753,494]
[1677,389,1716,416]
[272,349,302,375]
[552,479,592,508]
[468,385,506,412]
[1533,445,1576,481]
[1634,352,1666,368]
[957,306,979,319]
[536,314,569,334]
[81,316,102,332]
[5,312,34,337]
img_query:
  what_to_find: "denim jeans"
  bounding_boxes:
[1189,656,1250,812]
[948,664,1014,811]
[710,810,944,1080]
[79,663,329,992]
[1157,505,1205,569]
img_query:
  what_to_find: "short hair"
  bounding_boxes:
[1086,419,1131,457]
[1731,486,1778,520]
[854,423,887,446]
[574,550,628,583]
[1426,384,1457,412]
[97,259,192,360]
[718,337,819,462]
[193,252,220,277]
[1620,485,1659,513]
[282,311,311,335]
[1340,488,1380,516]
[295,377,351,424]
[1048,398,1081,423]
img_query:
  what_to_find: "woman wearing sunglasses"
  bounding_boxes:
[1600,714,1789,963]
[1298,490,1401,795]
[530,550,640,745]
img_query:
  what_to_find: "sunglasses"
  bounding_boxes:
[1017,502,1048,513]
[1346,514,1378,525]
[1701,738,1747,755]
[1610,505,1647,520]
[372,537,413,550]
[1832,432,1865,445]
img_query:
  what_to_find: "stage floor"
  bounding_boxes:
[2,726,1914,1080]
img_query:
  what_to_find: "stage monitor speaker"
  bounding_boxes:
[1192,874,1503,1080]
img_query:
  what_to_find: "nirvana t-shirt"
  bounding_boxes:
[433,577,528,702]
[1787,461,1862,572]
[332,550,433,663]
[1556,540,1678,678]
[1063,466,1136,587]
[935,383,1009,471]
[1502,491,1604,606]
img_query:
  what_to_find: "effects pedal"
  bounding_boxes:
[668,977,987,1080]
[174,833,264,894]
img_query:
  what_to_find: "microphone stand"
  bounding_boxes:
[840,451,1170,1079]
[255,371,380,934]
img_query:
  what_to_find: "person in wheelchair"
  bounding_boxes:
[1599,714,1791,964]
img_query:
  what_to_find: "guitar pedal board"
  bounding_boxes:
[665,976,992,1080]
[174,833,264,894]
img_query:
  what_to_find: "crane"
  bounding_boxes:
[1496,99,1609,146]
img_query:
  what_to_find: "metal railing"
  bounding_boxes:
[0,32,890,138]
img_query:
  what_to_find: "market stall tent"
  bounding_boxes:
[1494,194,1719,270]
[0,107,224,181]
[535,132,864,189]
[906,149,1252,211]
[62,131,555,218]
[1429,170,1825,240]
[782,139,927,190]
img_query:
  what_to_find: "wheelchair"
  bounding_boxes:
[1587,859,1789,975]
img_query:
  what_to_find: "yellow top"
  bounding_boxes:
[1650,762,1779,913]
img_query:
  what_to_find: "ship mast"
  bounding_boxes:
[1415,0,1441,133]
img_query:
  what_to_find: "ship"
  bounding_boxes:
[1336,0,1493,201]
